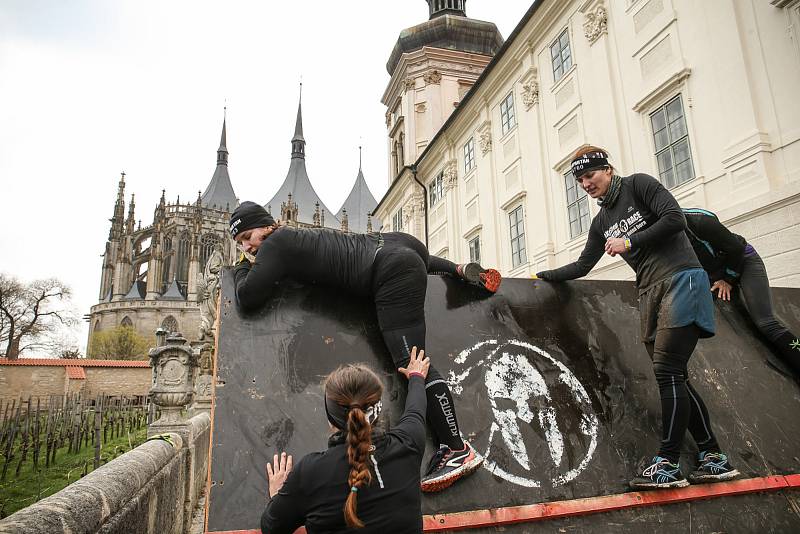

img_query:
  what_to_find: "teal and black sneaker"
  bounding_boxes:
[688,451,739,483]
[629,455,689,489]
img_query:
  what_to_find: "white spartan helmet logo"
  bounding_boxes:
[448,339,599,488]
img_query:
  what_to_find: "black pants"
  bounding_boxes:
[371,233,464,450]
[645,324,720,463]
[739,252,800,376]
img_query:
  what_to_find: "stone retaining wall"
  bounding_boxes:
[0,412,211,534]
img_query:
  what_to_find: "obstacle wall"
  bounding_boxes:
[207,272,800,532]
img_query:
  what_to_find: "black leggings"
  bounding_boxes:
[739,252,800,376]
[371,233,464,450]
[645,324,720,463]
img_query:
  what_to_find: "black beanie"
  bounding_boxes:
[229,201,276,238]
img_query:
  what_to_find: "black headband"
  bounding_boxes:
[324,396,382,430]
[572,151,609,178]
[229,201,275,238]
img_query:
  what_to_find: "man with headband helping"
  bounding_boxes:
[261,348,429,533]
[534,147,738,489]
[230,201,501,492]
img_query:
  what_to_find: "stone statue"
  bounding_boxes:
[196,249,223,343]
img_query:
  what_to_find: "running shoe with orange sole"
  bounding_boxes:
[457,263,502,293]
[421,441,484,492]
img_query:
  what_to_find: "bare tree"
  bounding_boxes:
[0,274,77,359]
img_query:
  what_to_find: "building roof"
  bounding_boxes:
[161,278,185,300]
[386,13,503,74]
[65,366,87,379]
[123,280,146,300]
[265,92,340,228]
[336,155,381,233]
[0,359,150,367]
[201,116,238,211]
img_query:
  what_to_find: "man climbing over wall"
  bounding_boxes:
[229,201,501,492]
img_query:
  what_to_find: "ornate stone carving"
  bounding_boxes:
[191,341,214,414]
[415,102,427,113]
[477,121,493,155]
[404,77,416,90]
[403,191,425,226]
[583,5,608,44]
[423,69,442,85]
[443,160,458,191]
[479,131,492,155]
[196,249,222,343]
[385,110,392,128]
[149,332,198,426]
[521,68,540,110]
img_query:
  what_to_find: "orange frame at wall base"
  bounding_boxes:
[209,474,800,534]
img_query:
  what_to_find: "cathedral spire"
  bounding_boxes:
[217,107,228,166]
[201,109,238,211]
[125,193,136,234]
[291,83,305,159]
[110,171,126,239]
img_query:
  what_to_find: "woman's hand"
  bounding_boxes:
[711,280,733,301]
[266,452,293,498]
[604,238,628,257]
[398,346,430,379]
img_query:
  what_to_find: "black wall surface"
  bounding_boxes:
[207,272,800,532]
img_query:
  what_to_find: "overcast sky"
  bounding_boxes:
[0,1,532,353]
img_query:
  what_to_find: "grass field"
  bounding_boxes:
[0,425,148,518]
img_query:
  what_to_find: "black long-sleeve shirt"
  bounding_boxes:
[541,174,700,289]
[682,208,748,284]
[235,226,381,311]
[260,375,427,534]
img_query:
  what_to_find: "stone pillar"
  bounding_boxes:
[148,332,198,442]
[190,342,214,416]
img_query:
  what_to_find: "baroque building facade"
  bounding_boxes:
[374,0,800,287]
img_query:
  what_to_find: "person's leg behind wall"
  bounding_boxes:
[426,249,502,294]
[372,243,483,492]
[738,253,800,378]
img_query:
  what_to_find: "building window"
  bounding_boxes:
[463,138,475,172]
[500,92,516,135]
[509,205,527,268]
[392,207,404,232]
[468,236,481,264]
[565,171,591,238]
[429,171,444,207]
[161,315,178,333]
[200,233,221,270]
[650,95,695,189]
[161,234,173,290]
[550,29,572,82]
[121,316,133,328]
[176,232,191,285]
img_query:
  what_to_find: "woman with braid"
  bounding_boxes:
[231,202,499,491]
[260,347,429,533]
[534,146,738,489]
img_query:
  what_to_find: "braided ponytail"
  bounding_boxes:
[323,364,383,529]
[344,406,372,527]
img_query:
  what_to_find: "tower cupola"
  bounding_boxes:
[427,0,466,19]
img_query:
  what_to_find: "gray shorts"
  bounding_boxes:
[639,268,716,343]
